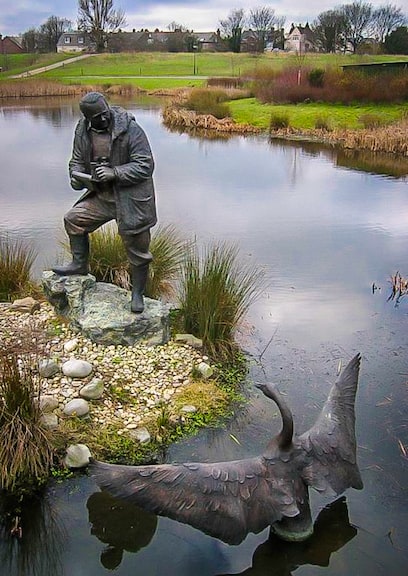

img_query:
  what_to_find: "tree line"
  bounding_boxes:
[18,0,408,54]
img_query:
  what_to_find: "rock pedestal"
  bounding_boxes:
[42,271,170,346]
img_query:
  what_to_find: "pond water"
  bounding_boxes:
[0,97,407,575]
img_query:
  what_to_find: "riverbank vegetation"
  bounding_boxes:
[0,235,38,302]
[0,52,407,155]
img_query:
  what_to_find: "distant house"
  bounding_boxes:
[240,30,258,52]
[0,35,24,54]
[285,23,317,53]
[194,32,223,52]
[57,31,94,53]
[107,30,149,52]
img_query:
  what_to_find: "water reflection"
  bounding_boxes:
[221,498,357,576]
[0,492,66,576]
[87,491,157,570]
[1,97,408,575]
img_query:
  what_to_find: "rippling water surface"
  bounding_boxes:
[0,97,407,575]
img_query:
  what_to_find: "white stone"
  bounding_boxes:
[64,444,91,468]
[63,398,90,417]
[181,405,197,413]
[62,359,93,378]
[38,359,60,378]
[80,378,104,400]
[128,427,151,444]
[39,395,59,413]
[64,338,79,353]
[40,413,59,430]
[197,361,214,379]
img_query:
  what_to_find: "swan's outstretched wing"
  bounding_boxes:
[299,353,363,496]
[89,456,300,545]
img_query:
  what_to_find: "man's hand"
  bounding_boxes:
[94,165,115,182]
[71,176,84,190]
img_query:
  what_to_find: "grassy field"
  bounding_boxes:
[1,51,407,135]
[3,51,407,81]
[229,98,407,130]
[0,52,77,76]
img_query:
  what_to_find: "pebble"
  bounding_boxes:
[62,359,93,378]
[0,302,212,439]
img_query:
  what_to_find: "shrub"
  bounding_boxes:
[178,241,266,358]
[0,351,54,494]
[0,233,37,301]
[270,112,290,130]
[308,68,325,88]
[184,88,231,119]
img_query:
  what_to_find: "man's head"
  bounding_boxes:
[79,92,111,131]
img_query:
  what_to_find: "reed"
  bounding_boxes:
[178,241,266,358]
[0,80,87,98]
[88,223,187,299]
[0,351,54,494]
[147,224,187,300]
[0,234,37,301]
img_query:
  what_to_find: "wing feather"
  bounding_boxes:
[299,354,363,496]
[90,456,300,545]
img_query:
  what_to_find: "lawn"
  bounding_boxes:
[229,98,408,130]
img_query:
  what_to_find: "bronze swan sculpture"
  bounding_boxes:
[89,353,363,545]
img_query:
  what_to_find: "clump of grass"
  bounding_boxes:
[178,241,266,358]
[184,88,231,119]
[81,223,187,299]
[314,114,333,131]
[0,352,54,494]
[0,233,37,302]
[358,113,386,129]
[147,224,187,300]
[270,112,290,130]
[89,224,129,287]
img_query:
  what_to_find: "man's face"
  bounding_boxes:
[89,109,111,131]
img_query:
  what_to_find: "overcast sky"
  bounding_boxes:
[0,0,405,37]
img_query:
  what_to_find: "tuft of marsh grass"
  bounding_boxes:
[81,223,187,299]
[270,112,290,130]
[0,233,37,302]
[184,88,231,119]
[147,224,187,300]
[178,241,266,358]
[0,352,54,494]
[89,224,129,287]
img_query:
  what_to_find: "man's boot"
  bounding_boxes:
[52,234,89,276]
[130,263,149,313]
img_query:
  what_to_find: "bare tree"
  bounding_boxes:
[78,0,126,52]
[312,9,348,52]
[219,8,246,52]
[248,6,278,52]
[372,4,407,43]
[38,16,72,52]
[341,1,374,53]
[21,28,38,53]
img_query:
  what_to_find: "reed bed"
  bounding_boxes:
[0,80,88,98]
[270,119,408,157]
[162,106,260,134]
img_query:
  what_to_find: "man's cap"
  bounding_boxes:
[79,92,110,119]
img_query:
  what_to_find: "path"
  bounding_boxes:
[9,53,100,79]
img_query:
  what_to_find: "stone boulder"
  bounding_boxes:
[42,271,170,347]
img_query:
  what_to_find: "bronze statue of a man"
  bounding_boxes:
[53,92,157,313]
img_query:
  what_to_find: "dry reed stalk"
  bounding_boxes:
[271,119,408,156]
[162,106,260,134]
